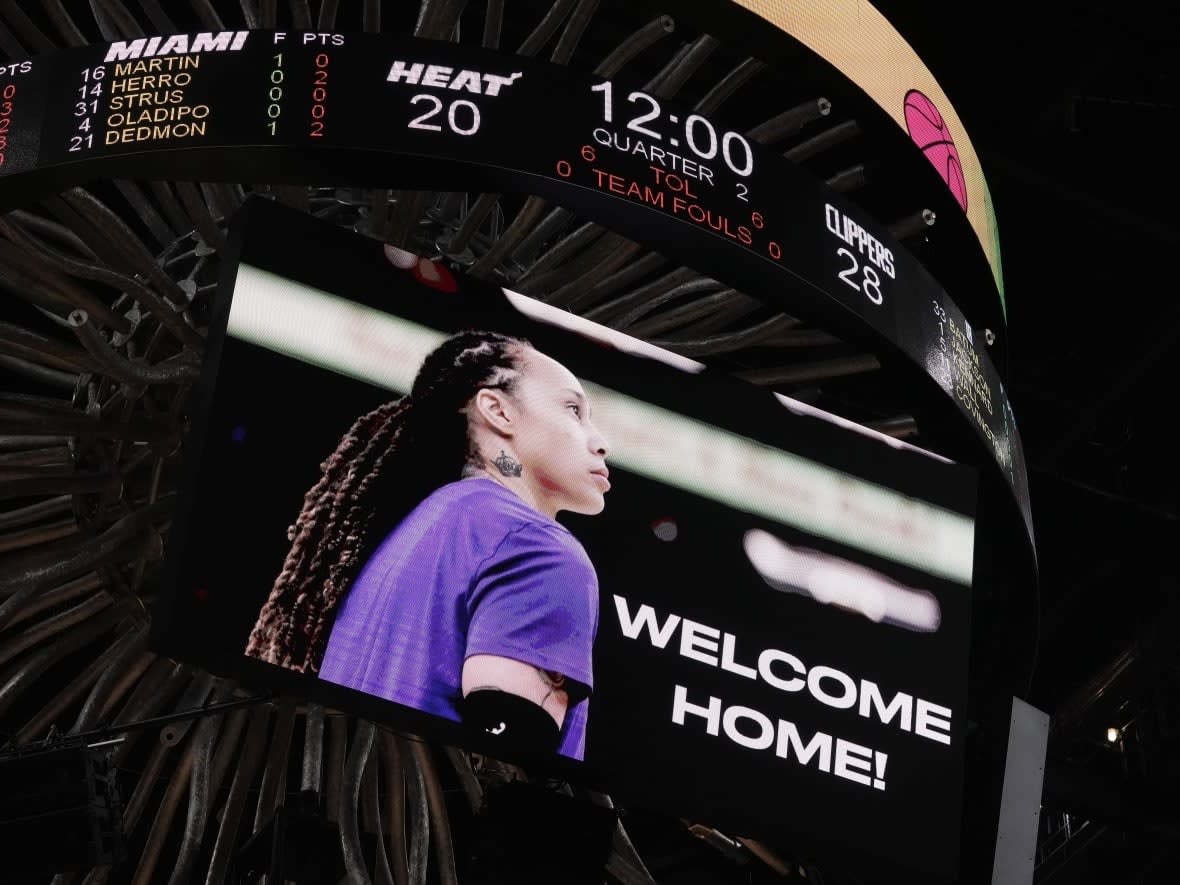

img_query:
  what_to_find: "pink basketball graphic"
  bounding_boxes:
[904,89,968,212]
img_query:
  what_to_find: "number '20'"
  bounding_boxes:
[408,94,480,136]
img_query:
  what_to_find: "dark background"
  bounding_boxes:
[869,3,1180,882]
[160,215,976,882]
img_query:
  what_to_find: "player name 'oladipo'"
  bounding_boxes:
[104,32,250,63]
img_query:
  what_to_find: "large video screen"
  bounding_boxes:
[156,198,978,882]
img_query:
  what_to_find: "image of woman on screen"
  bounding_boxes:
[244,330,610,760]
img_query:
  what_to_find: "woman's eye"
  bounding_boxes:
[567,404,581,417]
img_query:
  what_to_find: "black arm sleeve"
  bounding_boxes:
[461,689,561,754]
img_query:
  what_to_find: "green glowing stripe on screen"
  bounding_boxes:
[229,264,975,585]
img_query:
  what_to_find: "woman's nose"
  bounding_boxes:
[590,425,609,457]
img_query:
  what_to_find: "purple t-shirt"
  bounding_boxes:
[319,477,599,759]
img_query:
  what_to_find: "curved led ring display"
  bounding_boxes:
[728,0,1005,305]
[0,30,1032,555]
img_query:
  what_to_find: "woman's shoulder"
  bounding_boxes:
[425,479,587,552]
[427,476,525,509]
[421,477,542,531]
[416,481,598,586]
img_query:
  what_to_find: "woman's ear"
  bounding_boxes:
[471,388,515,438]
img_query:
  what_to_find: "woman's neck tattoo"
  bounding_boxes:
[492,450,523,477]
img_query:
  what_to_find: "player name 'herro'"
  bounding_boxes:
[104,31,249,63]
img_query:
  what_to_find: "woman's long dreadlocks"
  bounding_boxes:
[244,330,530,673]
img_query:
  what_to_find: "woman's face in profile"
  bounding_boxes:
[509,349,611,516]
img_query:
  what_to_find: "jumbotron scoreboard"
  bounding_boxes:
[0,28,1031,551]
